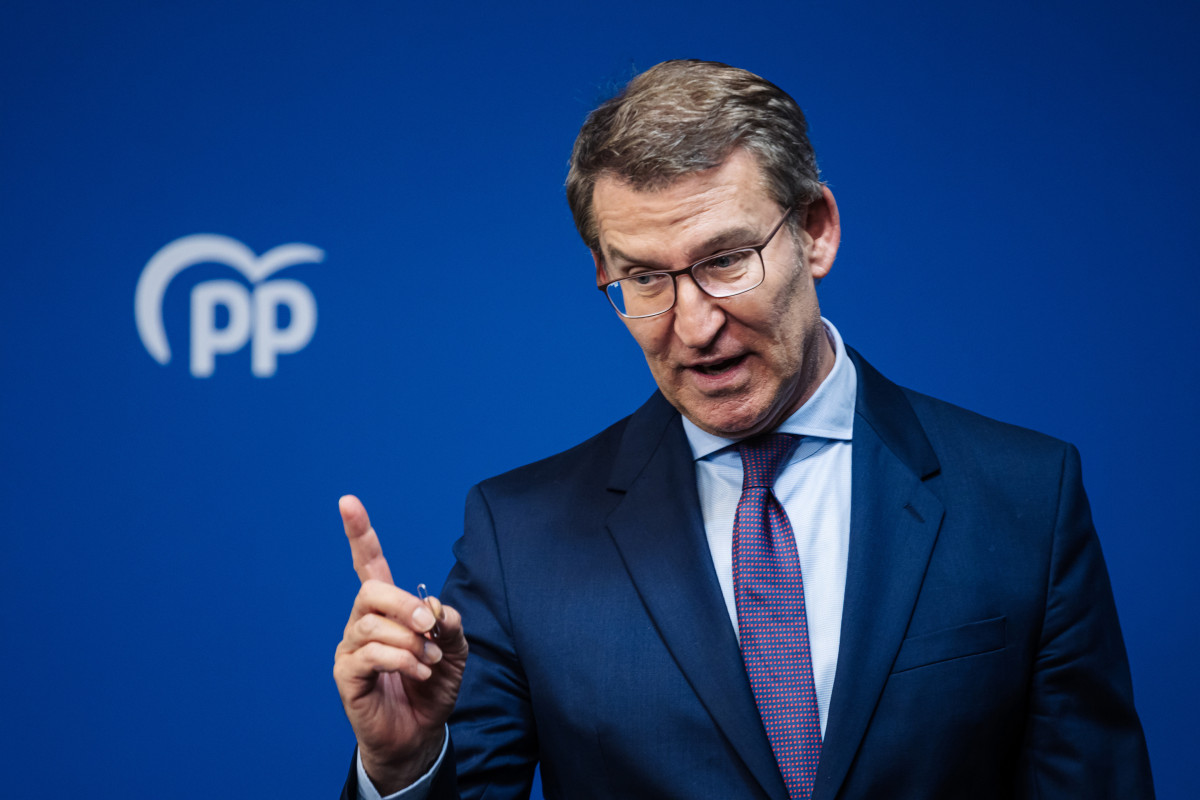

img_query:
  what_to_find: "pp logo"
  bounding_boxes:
[134,234,324,377]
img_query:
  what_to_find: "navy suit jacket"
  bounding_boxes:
[343,350,1153,799]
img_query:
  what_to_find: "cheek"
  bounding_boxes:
[759,279,818,358]
[623,319,673,364]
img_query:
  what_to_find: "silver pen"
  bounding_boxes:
[416,583,442,639]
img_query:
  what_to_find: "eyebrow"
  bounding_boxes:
[604,225,761,273]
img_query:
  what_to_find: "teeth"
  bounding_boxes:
[697,359,734,374]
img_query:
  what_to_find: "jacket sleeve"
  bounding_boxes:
[1018,444,1154,797]
[435,483,539,799]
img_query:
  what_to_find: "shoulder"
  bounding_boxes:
[472,389,680,507]
[849,348,1080,512]
[893,384,1082,519]
[450,397,667,595]
[850,346,1075,469]
[901,386,1074,463]
[469,390,668,521]
[476,413,631,502]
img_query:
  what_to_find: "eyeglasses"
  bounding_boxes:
[598,207,794,319]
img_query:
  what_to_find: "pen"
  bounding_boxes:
[416,583,441,640]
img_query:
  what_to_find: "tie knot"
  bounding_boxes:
[736,433,801,489]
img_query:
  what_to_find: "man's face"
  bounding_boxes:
[592,148,841,438]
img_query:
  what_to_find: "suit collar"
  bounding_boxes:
[845,346,940,480]
[605,390,679,492]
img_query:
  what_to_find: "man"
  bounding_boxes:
[334,60,1153,799]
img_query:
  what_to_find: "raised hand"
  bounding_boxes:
[333,495,468,794]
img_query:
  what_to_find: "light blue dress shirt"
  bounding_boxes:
[360,319,857,799]
[681,317,856,737]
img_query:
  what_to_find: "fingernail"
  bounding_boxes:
[423,641,443,664]
[413,606,435,629]
[428,596,445,620]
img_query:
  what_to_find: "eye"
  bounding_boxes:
[625,272,671,292]
[705,251,750,270]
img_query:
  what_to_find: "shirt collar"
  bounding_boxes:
[680,317,857,461]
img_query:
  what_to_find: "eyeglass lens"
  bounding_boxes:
[605,249,765,318]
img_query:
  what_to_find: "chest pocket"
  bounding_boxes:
[891,616,1006,674]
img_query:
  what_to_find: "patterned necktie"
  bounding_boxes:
[733,433,821,800]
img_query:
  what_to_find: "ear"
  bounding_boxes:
[591,249,607,285]
[803,185,841,281]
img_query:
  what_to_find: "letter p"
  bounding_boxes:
[190,280,252,378]
[251,280,317,377]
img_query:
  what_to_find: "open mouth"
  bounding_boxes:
[691,355,745,375]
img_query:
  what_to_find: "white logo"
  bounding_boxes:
[134,234,324,377]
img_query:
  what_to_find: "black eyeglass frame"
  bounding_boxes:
[596,206,796,319]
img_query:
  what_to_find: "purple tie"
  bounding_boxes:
[733,433,821,800]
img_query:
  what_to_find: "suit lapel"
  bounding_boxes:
[604,392,789,800]
[602,350,945,800]
[812,351,945,800]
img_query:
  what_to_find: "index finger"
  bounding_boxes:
[339,494,394,585]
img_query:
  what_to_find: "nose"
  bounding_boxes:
[672,273,724,349]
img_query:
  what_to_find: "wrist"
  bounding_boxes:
[360,728,446,795]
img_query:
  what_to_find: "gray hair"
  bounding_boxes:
[566,59,824,252]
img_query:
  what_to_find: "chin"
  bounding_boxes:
[690,401,773,438]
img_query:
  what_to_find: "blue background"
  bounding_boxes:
[2,1,1196,796]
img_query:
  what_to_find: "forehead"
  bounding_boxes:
[592,149,778,263]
